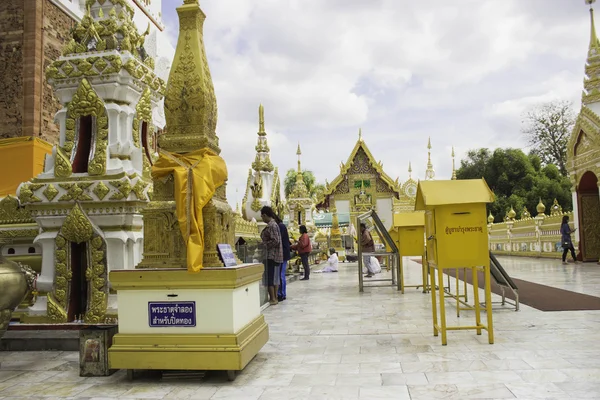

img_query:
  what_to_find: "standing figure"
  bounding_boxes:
[360,223,375,278]
[560,215,578,265]
[275,214,291,301]
[292,225,312,281]
[260,206,283,305]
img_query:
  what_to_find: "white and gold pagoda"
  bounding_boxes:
[17,0,165,323]
[242,104,283,223]
[566,0,600,261]
[287,143,314,231]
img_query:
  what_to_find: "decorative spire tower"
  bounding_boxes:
[584,0,600,109]
[287,143,313,229]
[425,137,435,180]
[17,0,165,323]
[451,146,457,180]
[138,0,236,270]
[242,104,281,221]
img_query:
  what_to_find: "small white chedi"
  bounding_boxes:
[242,104,283,222]
[17,0,165,323]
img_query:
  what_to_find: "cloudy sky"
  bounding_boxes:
[160,0,590,206]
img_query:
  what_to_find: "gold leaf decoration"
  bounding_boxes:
[43,184,59,201]
[109,180,132,200]
[131,179,148,200]
[61,203,94,244]
[92,182,110,200]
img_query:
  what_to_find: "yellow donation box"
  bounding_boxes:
[388,212,427,293]
[415,179,494,345]
[107,265,269,379]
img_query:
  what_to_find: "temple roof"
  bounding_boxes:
[322,130,400,198]
[584,4,600,105]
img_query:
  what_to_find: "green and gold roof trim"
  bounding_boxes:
[46,0,165,95]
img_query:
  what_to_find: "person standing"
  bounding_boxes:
[360,223,375,278]
[292,225,312,280]
[275,215,291,301]
[560,215,578,265]
[260,206,283,305]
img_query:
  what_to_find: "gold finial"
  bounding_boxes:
[258,104,265,134]
[583,0,600,105]
[162,0,219,154]
[536,198,546,215]
[451,146,457,180]
[296,142,302,173]
[358,128,362,141]
[488,211,494,224]
[408,161,412,179]
[425,137,435,180]
[507,206,516,220]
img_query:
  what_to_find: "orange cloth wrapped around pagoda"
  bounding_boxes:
[0,137,53,197]
[152,148,228,272]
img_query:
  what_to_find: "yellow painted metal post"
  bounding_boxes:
[455,269,460,317]
[472,266,482,335]
[437,266,448,345]
[421,254,427,293]
[399,256,405,293]
[430,265,438,337]
[484,262,494,344]
[463,268,468,303]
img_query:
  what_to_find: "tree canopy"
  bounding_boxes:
[521,101,575,176]
[456,148,572,222]
[284,169,324,201]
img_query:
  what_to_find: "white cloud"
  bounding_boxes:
[161,0,592,206]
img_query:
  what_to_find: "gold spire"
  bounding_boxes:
[290,143,309,199]
[162,0,219,154]
[258,103,265,135]
[358,128,362,141]
[451,146,457,180]
[425,137,435,180]
[252,103,273,172]
[408,161,412,179]
[584,0,600,105]
[296,142,302,173]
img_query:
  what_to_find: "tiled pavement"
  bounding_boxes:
[1,256,600,399]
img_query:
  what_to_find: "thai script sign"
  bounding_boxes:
[217,243,237,267]
[445,226,484,235]
[148,301,196,327]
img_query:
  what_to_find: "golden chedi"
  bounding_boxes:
[138,0,235,271]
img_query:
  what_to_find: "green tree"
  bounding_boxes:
[284,169,323,200]
[521,101,576,176]
[457,148,572,222]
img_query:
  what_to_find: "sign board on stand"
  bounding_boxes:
[217,244,237,267]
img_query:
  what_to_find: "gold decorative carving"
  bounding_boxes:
[43,184,59,201]
[162,3,219,155]
[85,234,107,324]
[0,196,34,224]
[109,180,132,200]
[132,88,152,148]
[48,234,68,323]
[61,204,94,244]
[581,194,600,260]
[92,182,110,200]
[18,184,42,204]
[54,147,73,178]
[63,79,108,176]
[131,180,148,200]
[58,182,93,202]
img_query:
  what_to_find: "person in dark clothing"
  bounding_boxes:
[560,215,578,264]
[292,225,312,280]
[275,215,291,301]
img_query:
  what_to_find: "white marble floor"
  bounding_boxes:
[1,256,600,399]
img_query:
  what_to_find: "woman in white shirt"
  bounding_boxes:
[316,248,338,273]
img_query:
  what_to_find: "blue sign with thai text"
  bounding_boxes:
[148,301,196,327]
[217,243,237,267]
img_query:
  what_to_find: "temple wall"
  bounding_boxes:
[488,212,576,259]
[0,1,25,139]
[0,0,75,144]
